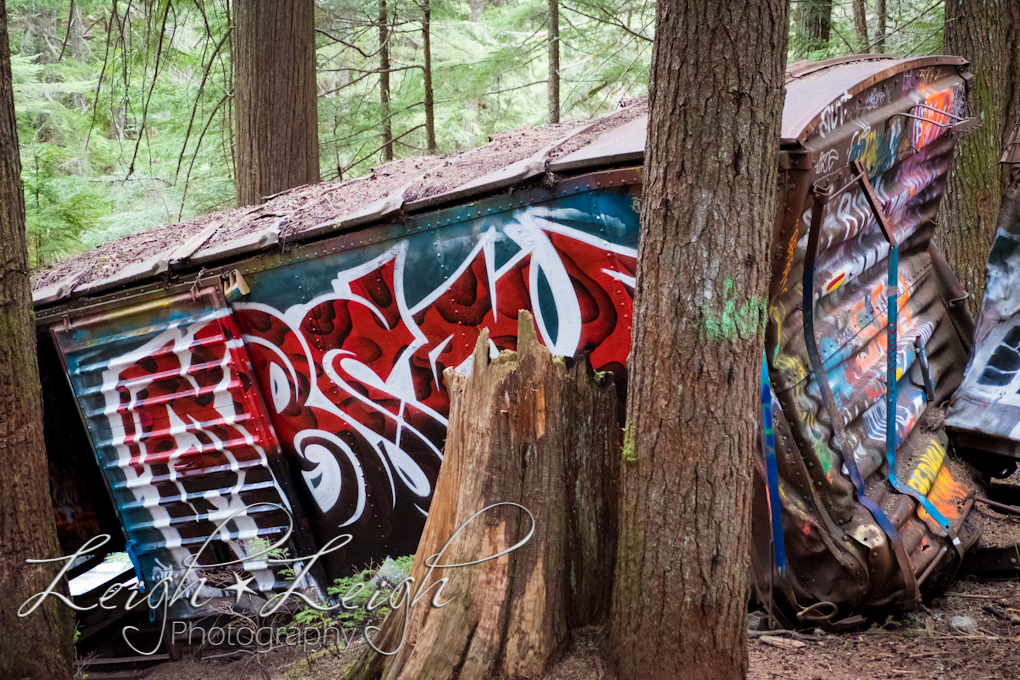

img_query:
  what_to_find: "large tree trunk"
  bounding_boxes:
[608,1,789,679]
[233,0,319,207]
[794,0,832,55]
[468,0,483,22]
[548,0,559,124]
[852,0,868,51]
[422,0,437,154]
[379,0,393,162]
[937,0,1014,312]
[349,315,620,680]
[0,2,74,677]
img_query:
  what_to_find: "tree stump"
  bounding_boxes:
[351,312,620,680]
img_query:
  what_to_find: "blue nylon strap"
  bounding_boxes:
[761,355,786,575]
[801,187,919,603]
[125,538,157,622]
[883,245,956,536]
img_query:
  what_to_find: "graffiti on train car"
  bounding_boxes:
[63,191,638,574]
[54,288,300,594]
[230,204,638,567]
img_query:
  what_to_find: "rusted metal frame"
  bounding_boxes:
[974,496,1020,516]
[887,104,977,144]
[63,285,222,332]
[790,57,968,144]
[888,112,955,128]
[853,160,896,243]
[912,103,968,123]
[916,546,949,587]
[852,159,966,563]
[801,181,921,608]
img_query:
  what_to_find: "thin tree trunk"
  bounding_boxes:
[875,0,886,51]
[463,0,481,142]
[852,0,868,51]
[609,0,789,678]
[794,0,832,55]
[348,315,620,680]
[233,0,319,207]
[423,0,436,154]
[937,0,1011,312]
[379,0,393,162]
[70,3,86,109]
[1004,0,1020,191]
[548,0,559,124]
[0,1,74,677]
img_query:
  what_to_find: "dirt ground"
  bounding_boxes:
[81,573,1020,680]
[748,577,1020,680]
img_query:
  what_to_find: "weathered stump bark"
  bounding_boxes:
[352,312,620,680]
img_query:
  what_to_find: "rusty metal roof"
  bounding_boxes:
[782,55,968,143]
[33,55,970,310]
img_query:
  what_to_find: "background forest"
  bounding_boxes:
[9,0,943,269]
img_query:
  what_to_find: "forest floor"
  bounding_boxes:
[82,574,1020,680]
[83,467,1020,680]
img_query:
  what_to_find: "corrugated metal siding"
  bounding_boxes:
[762,63,978,614]
[52,286,298,596]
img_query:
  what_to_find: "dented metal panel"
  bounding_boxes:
[946,184,1020,453]
[51,286,303,605]
[758,58,978,618]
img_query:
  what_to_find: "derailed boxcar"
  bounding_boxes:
[31,55,979,629]
[754,56,980,625]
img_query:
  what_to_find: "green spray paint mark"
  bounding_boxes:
[813,439,832,476]
[701,279,767,343]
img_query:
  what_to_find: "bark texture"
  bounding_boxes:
[875,0,886,51]
[608,1,789,679]
[852,0,868,51]
[0,1,74,677]
[548,0,559,124]
[234,0,319,207]
[937,0,1015,312]
[378,0,393,162]
[350,315,620,680]
[469,0,483,22]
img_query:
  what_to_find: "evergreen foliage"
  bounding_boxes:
[9,0,943,269]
